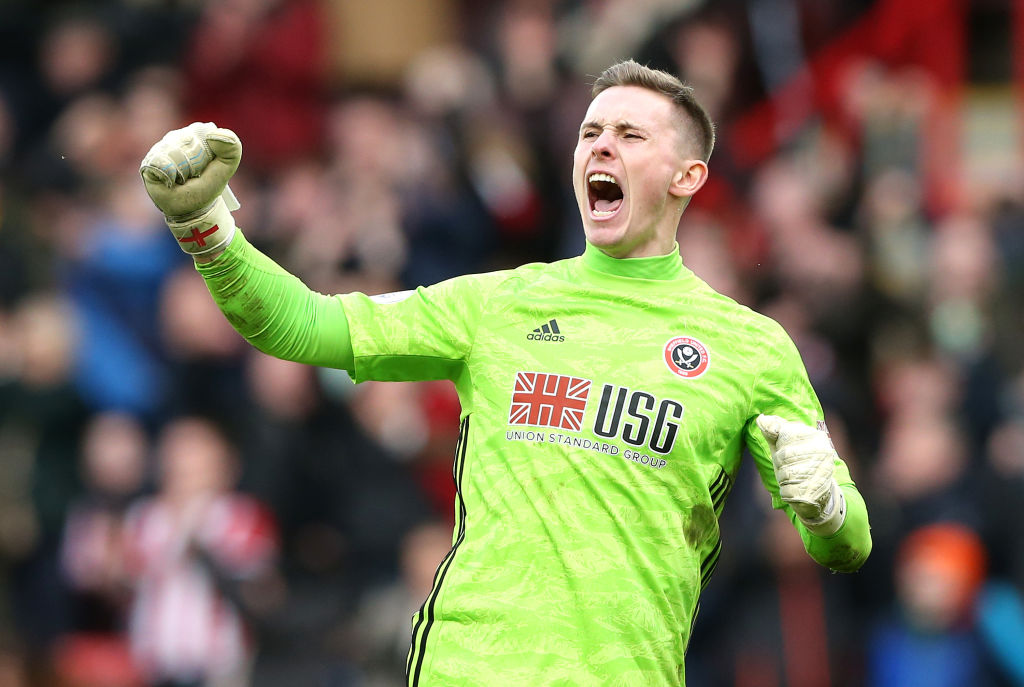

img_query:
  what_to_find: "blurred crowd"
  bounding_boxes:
[0,0,1022,685]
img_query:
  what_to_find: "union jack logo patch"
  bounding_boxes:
[508,372,592,431]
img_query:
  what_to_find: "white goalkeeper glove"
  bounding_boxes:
[140,122,242,258]
[757,414,847,537]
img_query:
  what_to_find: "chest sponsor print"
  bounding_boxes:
[508,372,591,431]
[506,371,684,468]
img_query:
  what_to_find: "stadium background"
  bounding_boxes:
[0,0,1022,685]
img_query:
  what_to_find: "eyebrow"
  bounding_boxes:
[579,119,648,133]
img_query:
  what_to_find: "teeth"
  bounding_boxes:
[593,209,616,216]
[588,173,617,185]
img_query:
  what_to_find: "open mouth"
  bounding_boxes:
[588,172,623,218]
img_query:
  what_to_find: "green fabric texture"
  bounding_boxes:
[196,232,871,686]
[195,231,353,370]
[581,240,687,280]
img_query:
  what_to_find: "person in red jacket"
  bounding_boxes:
[182,0,329,173]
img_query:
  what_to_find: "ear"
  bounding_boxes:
[669,159,709,200]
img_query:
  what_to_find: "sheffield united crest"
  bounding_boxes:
[664,337,710,379]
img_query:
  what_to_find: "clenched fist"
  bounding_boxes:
[757,414,847,536]
[140,122,242,258]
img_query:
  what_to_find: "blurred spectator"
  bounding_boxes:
[675,208,749,303]
[927,211,1000,361]
[0,294,88,669]
[183,0,329,173]
[296,96,410,286]
[751,156,866,323]
[690,478,861,687]
[56,412,148,687]
[210,353,431,686]
[122,417,279,687]
[668,15,744,125]
[400,52,504,280]
[238,354,430,581]
[31,13,119,142]
[119,68,185,168]
[841,61,935,180]
[979,414,1024,586]
[342,520,452,687]
[860,167,930,307]
[559,0,692,77]
[976,579,1024,686]
[873,410,968,512]
[866,522,998,687]
[157,264,247,418]
[492,1,559,109]
[62,173,184,419]
[61,412,147,636]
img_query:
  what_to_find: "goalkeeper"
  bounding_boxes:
[140,60,871,686]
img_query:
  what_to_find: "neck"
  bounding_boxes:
[582,241,686,280]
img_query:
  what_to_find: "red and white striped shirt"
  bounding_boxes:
[122,493,277,682]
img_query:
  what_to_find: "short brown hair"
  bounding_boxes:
[592,60,715,163]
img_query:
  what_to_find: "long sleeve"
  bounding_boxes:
[744,318,872,573]
[194,231,354,371]
[788,470,872,572]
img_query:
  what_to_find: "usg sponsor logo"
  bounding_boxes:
[505,372,684,467]
[592,384,683,455]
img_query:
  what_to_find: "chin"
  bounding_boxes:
[583,225,622,247]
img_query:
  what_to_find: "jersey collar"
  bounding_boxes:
[581,241,689,281]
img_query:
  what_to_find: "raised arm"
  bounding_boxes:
[140,123,353,371]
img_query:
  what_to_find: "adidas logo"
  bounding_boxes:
[527,319,564,342]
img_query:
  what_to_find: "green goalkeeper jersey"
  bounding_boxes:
[198,233,871,687]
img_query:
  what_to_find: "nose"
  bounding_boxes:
[591,129,615,159]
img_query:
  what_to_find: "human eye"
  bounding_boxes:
[623,131,644,140]
[581,130,598,139]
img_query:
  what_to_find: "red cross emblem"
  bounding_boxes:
[178,225,220,248]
